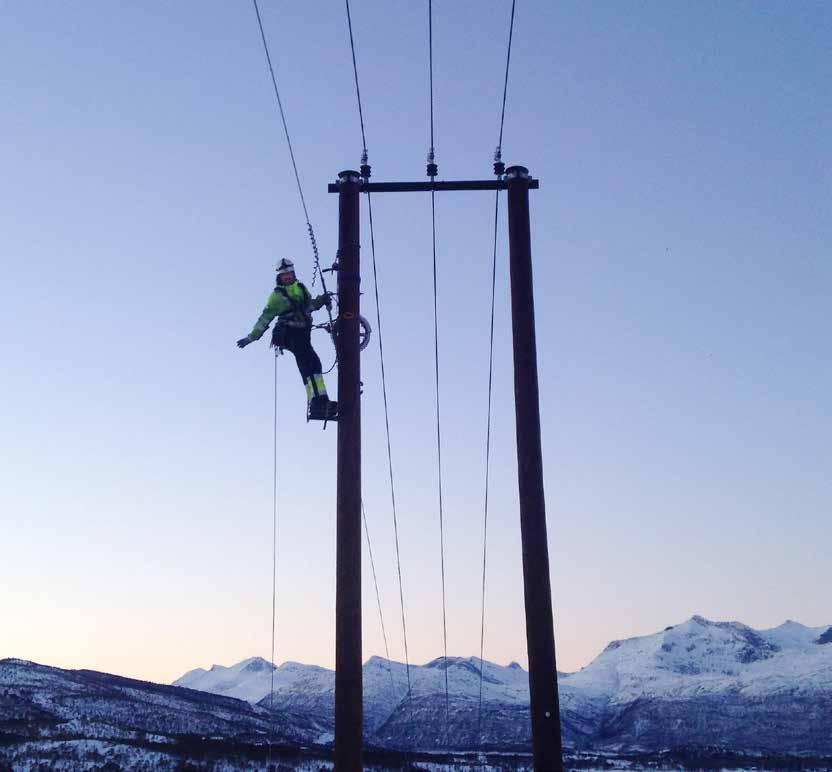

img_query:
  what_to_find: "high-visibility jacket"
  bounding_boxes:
[248,281,329,341]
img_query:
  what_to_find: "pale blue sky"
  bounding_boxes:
[1,1,829,683]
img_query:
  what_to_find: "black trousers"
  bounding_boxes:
[271,324,322,382]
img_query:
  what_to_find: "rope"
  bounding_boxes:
[251,0,323,288]
[267,351,279,768]
[478,0,517,748]
[427,0,450,735]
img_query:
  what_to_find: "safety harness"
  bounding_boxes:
[275,282,313,328]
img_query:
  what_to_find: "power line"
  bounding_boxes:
[478,188,500,746]
[431,183,450,731]
[497,0,517,154]
[428,0,436,156]
[362,500,394,690]
[478,0,518,748]
[343,0,413,704]
[344,0,367,155]
[427,0,450,735]
[367,193,413,699]
[251,0,321,279]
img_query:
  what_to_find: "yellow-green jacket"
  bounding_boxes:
[247,281,329,341]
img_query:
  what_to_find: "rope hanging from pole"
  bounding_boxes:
[478,0,517,748]
[267,351,279,770]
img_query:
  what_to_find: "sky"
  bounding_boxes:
[1,1,830,686]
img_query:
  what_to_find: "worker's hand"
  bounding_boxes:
[236,337,251,349]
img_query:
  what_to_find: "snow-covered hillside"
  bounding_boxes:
[561,615,832,702]
[2,614,830,769]
[175,615,832,754]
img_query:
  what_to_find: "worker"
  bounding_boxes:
[237,258,337,421]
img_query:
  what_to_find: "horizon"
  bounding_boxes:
[2,0,829,686]
[9,611,832,684]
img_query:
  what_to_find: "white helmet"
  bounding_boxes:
[276,258,295,276]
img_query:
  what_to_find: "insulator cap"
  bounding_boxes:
[426,162,438,178]
[505,165,530,180]
[337,169,361,184]
[360,163,371,179]
[493,161,506,176]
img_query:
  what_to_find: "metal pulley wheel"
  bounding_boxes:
[318,315,372,352]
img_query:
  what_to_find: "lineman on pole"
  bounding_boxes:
[237,258,338,422]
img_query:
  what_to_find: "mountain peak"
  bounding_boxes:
[689,614,712,626]
[237,657,275,674]
[424,656,459,670]
[816,627,832,645]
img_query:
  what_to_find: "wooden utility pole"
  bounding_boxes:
[334,169,363,772]
[329,165,562,771]
[506,164,563,770]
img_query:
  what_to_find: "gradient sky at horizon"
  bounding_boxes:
[1,1,830,685]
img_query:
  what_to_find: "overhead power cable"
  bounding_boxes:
[426,0,450,735]
[478,187,500,745]
[478,0,517,747]
[344,0,367,156]
[428,0,436,162]
[496,0,517,157]
[344,0,413,704]
[251,0,323,285]
[362,501,394,689]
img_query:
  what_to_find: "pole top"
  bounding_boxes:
[505,165,530,180]
[337,170,362,184]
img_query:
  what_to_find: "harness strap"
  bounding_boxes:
[275,283,312,326]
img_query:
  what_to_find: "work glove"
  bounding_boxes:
[236,337,251,349]
[316,292,333,310]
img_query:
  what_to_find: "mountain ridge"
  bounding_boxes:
[3,614,830,763]
[170,614,832,754]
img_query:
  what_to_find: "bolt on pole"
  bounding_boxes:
[506,164,564,770]
[334,169,363,772]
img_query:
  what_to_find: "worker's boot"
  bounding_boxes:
[308,396,338,422]
[323,398,339,420]
[306,373,337,422]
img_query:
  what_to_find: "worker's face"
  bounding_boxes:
[278,271,296,285]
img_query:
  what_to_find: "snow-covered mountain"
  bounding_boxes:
[175,615,832,754]
[562,615,832,702]
[559,615,832,754]
[0,656,329,770]
[2,615,830,769]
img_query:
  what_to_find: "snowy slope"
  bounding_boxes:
[561,615,832,703]
[175,615,832,753]
[175,656,278,703]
